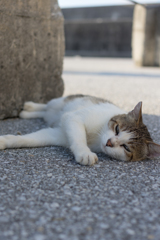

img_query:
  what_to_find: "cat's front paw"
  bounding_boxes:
[75,151,98,166]
[0,137,6,150]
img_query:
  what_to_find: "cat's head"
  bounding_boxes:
[101,102,160,161]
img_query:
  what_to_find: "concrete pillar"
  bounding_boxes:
[132,4,160,66]
[0,0,65,119]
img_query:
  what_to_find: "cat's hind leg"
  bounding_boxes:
[19,111,45,119]
[0,128,67,150]
[20,102,47,119]
[23,102,47,112]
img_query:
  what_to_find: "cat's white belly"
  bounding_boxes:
[44,97,93,127]
[72,103,125,134]
[45,97,125,128]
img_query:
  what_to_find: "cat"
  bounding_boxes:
[0,94,160,165]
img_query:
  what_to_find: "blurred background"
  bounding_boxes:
[59,0,160,65]
[57,0,160,115]
[59,0,160,8]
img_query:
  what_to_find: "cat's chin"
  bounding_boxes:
[101,144,115,158]
[101,144,108,155]
[101,144,127,161]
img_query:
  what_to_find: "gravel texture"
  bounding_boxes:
[1,57,160,240]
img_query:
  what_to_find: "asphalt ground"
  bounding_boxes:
[0,57,160,240]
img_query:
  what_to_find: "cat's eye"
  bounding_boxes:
[115,125,119,135]
[122,144,131,152]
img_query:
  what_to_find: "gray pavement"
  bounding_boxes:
[1,57,160,240]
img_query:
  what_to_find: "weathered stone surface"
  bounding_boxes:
[0,0,65,119]
[132,4,160,66]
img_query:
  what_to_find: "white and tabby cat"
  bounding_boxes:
[0,94,160,165]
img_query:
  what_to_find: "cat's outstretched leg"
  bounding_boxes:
[62,113,98,166]
[0,128,67,150]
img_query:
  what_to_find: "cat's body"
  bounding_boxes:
[0,94,160,165]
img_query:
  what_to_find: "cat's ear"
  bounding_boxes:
[128,102,142,124]
[147,141,160,158]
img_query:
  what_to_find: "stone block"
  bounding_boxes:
[0,0,65,119]
[132,4,160,66]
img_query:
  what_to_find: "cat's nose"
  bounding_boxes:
[106,139,113,147]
